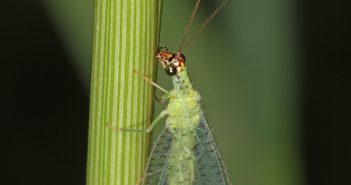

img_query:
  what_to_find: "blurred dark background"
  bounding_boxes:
[1,1,89,185]
[299,1,350,184]
[1,0,350,185]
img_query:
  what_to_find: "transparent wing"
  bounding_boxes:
[142,129,173,185]
[193,113,232,185]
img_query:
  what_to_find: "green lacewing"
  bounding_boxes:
[141,1,232,184]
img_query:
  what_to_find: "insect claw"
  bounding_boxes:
[106,123,113,129]
[105,123,125,132]
[116,128,122,131]
[158,46,169,51]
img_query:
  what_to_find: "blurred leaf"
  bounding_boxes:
[39,0,94,90]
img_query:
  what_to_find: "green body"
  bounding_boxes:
[164,68,200,184]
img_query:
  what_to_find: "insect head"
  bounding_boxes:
[156,48,186,76]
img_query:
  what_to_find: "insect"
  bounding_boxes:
[139,1,232,184]
[115,0,232,184]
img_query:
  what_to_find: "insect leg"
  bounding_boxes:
[145,110,168,133]
[106,123,144,132]
[134,168,163,185]
[106,109,167,133]
[133,69,169,94]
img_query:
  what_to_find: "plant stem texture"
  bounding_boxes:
[86,0,161,184]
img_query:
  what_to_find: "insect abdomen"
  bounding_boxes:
[167,134,197,185]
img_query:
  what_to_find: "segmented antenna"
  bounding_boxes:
[183,0,229,50]
[178,0,201,54]
[178,0,229,53]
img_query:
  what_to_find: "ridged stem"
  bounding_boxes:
[86,0,162,185]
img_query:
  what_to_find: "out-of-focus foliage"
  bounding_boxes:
[40,0,302,184]
[39,0,94,89]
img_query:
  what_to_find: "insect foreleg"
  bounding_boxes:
[133,69,169,94]
[145,110,168,133]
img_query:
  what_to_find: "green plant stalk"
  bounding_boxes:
[86,0,162,185]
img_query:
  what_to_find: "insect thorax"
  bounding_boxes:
[165,69,201,134]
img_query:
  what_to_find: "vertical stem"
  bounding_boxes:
[86,0,162,185]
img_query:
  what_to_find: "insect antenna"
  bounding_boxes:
[177,0,202,55]
[179,0,229,52]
